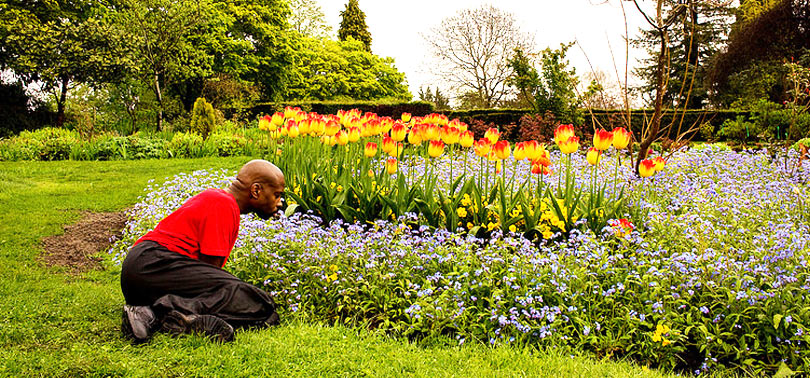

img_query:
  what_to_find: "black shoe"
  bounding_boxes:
[122,305,157,344]
[160,310,234,343]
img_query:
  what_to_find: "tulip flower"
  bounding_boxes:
[513,142,527,161]
[280,125,288,137]
[270,112,284,127]
[424,124,440,141]
[321,135,336,146]
[310,119,325,135]
[400,112,412,123]
[294,111,307,123]
[653,156,666,171]
[258,115,272,131]
[612,127,631,150]
[408,129,423,145]
[559,136,580,154]
[523,140,538,160]
[586,147,602,165]
[347,127,360,143]
[441,126,460,145]
[364,142,378,157]
[593,129,614,151]
[473,139,491,157]
[639,159,656,178]
[298,119,311,134]
[286,124,300,138]
[391,123,407,142]
[335,130,348,145]
[484,128,500,144]
[531,162,552,175]
[493,140,510,160]
[428,140,445,158]
[388,142,404,158]
[283,106,299,119]
[386,158,398,175]
[449,119,468,132]
[459,130,474,148]
[381,136,395,154]
[532,147,551,167]
[554,124,575,146]
[324,121,341,137]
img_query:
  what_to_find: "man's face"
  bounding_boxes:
[255,182,284,220]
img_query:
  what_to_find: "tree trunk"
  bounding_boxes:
[636,3,669,173]
[55,76,70,128]
[154,72,163,132]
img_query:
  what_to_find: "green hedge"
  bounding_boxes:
[241,100,435,120]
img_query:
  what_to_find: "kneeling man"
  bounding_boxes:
[120,159,284,343]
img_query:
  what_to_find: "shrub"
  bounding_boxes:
[517,112,558,143]
[189,97,217,139]
[168,132,205,158]
[204,132,247,157]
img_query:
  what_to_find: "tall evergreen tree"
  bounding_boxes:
[631,0,733,109]
[338,0,371,52]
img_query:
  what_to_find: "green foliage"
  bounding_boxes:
[248,100,432,119]
[417,86,451,111]
[632,1,732,109]
[285,37,410,101]
[507,44,582,124]
[189,97,217,139]
[288,0,332,39]
[168,131,205,158]
[337,0,372,52]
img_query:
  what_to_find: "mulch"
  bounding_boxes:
[39,211,128,274]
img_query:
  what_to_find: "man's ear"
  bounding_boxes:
[250,182,262,199]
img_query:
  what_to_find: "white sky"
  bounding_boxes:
[314,0,654,100]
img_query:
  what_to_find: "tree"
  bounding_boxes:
[0,0,130,127]
[115,0,217,131]
[423,5,534,108]
[417,86,451,110]
[285,37,410,100]
[507,45,582,124]
[581,70,626,109]
[338,0,372,52]
[632,0,733,109]
[289,0,332,39]
[707,0,810,107]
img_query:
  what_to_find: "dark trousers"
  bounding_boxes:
[121,241,278,329]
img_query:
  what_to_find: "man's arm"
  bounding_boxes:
[199,254,226,268]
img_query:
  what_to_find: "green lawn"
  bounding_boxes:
[0,158,675,377]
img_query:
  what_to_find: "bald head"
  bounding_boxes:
[235,160,285,189]
[228,160,285,219]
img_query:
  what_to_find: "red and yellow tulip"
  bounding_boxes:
[459,130,474,148]
[335,130,348,145]
[586,147,602,165]
[484,128,500,144]
[441,126,460,145]
[428,140,445,158]
[493,140,510,160]
[531,162,552,175]
[347,127,360,143]
[391,123,407,142]
[559,136,580,154]
[612,127,631,150]
[554,124,575,146]
[381,136,395,154]
[364,142,378,157]
[593,129,614,151]
[386,157,397,175]
[639,159,657,178]
[474,139,492,157]
[653,156,666,171]
[513,142,527,161]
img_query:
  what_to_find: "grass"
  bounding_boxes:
[0,158,677,377]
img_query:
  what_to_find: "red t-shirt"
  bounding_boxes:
[136,189,240,267]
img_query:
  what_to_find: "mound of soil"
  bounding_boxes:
[40,211,128,274]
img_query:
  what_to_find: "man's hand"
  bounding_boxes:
[199,254,226,268]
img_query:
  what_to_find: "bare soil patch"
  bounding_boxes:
[40,211,128,273]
